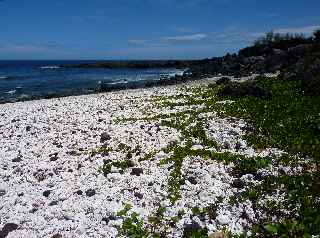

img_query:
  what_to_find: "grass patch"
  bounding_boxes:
[91,147,113,157]
[192,198,223,222]
[148,206,167,235]
[160,144,187,203]
[236,172,320,237]
[117,204,150,238]
[210,152,272,176]
[217,76,320,161]
[100,159,134,176]
[214,76,320,236]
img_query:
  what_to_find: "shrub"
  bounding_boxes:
[216,77,231,85]
[314,29,320,42]
[217,81,272,99]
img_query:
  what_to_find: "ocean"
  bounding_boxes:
[0,60,183,103]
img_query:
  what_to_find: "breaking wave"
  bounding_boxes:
[39,65,61,70]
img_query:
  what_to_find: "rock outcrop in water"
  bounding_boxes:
[63,60,196,69]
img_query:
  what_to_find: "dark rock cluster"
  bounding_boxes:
[281,42,320,96]
[0,223,19,238]
[130,168,143,176]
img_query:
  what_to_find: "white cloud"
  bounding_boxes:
[0,43,55,53]
[128,39,149,45]
[274,25,320,35]
[128,33,208,47]
[128,39,169,47]
[162,33,208,41]
[127,24,320,52]
[0,42,81,59]
[174,27,194,33]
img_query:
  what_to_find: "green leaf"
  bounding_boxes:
[264,224,278,234]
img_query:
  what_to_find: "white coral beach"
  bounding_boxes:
[0,81,289,238]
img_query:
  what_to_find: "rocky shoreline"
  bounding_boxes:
[0,77,302,238]
[0,73,195,105]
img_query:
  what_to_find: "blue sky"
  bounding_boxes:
[0,0,319,60]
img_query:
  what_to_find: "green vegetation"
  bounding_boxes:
[217,76,320,160]
[151,73,319,236]
[103,29,320,237]
[253,31,308,46]
[314,29,320,43]
[215,75,320,237]
[117,143,142,160]
[112,73,319,236]
[100,159,134,176]
[160,144,188,203]
[183,227,208,238]
[147,206,168,236]
[117,204,170,238]
[91,146,113,157]
[232,172,320,237]
[239,30,313,58]
[92,143,143,176]
[117,204,150,238]
[191,199,223,222]
[139,150,158,162]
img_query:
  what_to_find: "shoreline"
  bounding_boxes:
[0,76,287,237]
[0,73,267,105]
[0,73,193,105]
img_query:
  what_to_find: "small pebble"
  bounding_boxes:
[85,189,96,197]
[43,190,51,198]
[130,168,143,176]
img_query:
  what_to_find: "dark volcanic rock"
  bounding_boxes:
[232,179,245,189]
[235,141,242,151]
[0,189,6,196]
[12,155,22,163]
[102,215,117,224]
[63,60,195,69]
[282,52,320,96]
[49,152,59,161]
[130,168,143,176]
[43,190,51,198]
[266,48,287,71]
[85,189,96,197]
[134,192,143,199]
[302,59,320,96]
[48,201,58,206]
[51,234,63,238]
[101,217,110,224]
[187,177,198,185]
[66,150,78,156]
[288,44,312,57]
[0,223,19,238]
[183,221,203,237]
[33,170,47,182]
[100,132,111,143]
[29,207,38,213]
[218,82,272,99]
[216,77,231,85]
